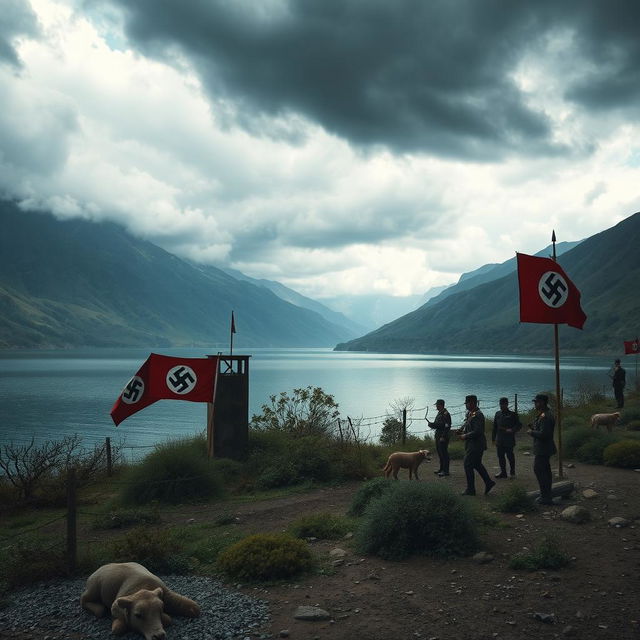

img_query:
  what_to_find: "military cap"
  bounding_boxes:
[465,394,478,403]
[499,397,509,404]
[532,393,549,403]
[434,399,445,405]
[615,359,621,364]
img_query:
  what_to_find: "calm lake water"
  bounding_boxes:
[0,348,618,457]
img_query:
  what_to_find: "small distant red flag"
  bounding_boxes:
[516,253,587,330]
[231,311,236,334]
[624,338,640,355]
[110,354,219,426]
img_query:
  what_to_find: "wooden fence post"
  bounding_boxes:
[66,467,77,575]
[106,437,112,477]
[402,409,407,445]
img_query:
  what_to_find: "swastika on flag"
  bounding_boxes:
[166,365,197,395]
[121,376,144,404]
[538,271,569,308]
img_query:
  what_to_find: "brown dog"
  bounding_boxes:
[81,562,200,640]
[590,411,620,432]
[382,449,430,480]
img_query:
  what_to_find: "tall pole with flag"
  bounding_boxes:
[230,311,236,357]
[516,237,586,479]
[624,337,640,389]
[551,231,563,478]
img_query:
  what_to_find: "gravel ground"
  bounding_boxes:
[0,575,270,640]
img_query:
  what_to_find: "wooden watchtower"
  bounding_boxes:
[207,355,250,460]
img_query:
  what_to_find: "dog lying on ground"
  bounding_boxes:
[81,562,200,640]
[383,449,430,480]
[590,411,620,432]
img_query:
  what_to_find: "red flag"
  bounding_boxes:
[516,253,587,330]
[110,354,219,426]
[624,338,640,355]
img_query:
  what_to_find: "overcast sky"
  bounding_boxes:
[2,0,639,300]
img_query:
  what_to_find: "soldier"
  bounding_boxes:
[611,359,626,409]
[492,397,522,478]
[458,395,495,496]
[528,393,557,506]
[427,399,452,477]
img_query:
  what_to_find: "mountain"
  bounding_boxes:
[221,267,367,335]
[423,240,582,309]
[335,213,639,354]
[0,201,358,348]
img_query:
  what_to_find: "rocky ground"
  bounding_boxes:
[2,451,639,640]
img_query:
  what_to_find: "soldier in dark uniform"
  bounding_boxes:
[528,393,557,506]
[611,359,626,408]
[492,397,522,478]
[458,394,496,496]
[427,399,452,477]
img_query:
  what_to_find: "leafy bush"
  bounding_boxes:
[355,482,481,561]
[0,537,66,591]
[575,432,617,464]
[288,513,354,540]
[120,437,224,505]
[562,415,587,430]
[509,536,570,571]
[493,484,536,513]
[603,440,640,468]
[626,419,640,431]
[110,526,191,574]
[217,533,314,581]
[348,477,395,517]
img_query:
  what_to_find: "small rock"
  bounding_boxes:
[344,532,354,539]
[329,548,347,558]
[608,517,630,528]
[523,451,531,456]
[293,606,331,621]
[566,463,575,469]
[186,518,196,524]
[533,612,555,624]
[561,505,591,524]
[473,552,494,564]
[332,559,344,567]
[582,489,598,499]
[606,494,620,501]
[563,625,575,636]
[405,590,415,596]
[279,632,290,639]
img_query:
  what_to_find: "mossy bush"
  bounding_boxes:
[120,437,224,505]
[355,482,481,561]
[575,432,618,464]
[493,484,536,513]
[110,526,191,574]
[217,533,313,581]
[603,440,640,468]
[0,536,66,591]
[509,536,570,571]
[288,512,354,540]
[348,477,395,517]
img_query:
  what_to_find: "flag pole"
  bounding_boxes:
[551,230,563,478]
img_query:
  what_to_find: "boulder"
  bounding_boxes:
[608,517,630,528]
[582,489,598,499]
[561,505,591,524]
[293,606,331,621]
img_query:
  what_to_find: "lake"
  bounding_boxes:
[0,348,618,458]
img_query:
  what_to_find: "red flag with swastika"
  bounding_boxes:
[110,354,219,426]
[624,338,640,355]
[516,253,587,330]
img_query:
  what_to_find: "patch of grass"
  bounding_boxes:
[509,536,570,571]
[355,482,481,561]
[288,512,355,540]
[348,477,395,517]
[493,484,536,513]
[91,506,160,530]
[217,533,314,582]
[603,440,640,468]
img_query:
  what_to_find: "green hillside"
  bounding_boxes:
[336,212,640,354]
[0,201,357,348]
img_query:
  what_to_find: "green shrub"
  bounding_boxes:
[288,513,354,540]
[603,440,640,468]
[120,437,224,505]
[255,463,300,490]
[91,506,160,530]
[172,523,242,565]
[563,427,593,459]
[0,537,66,590]
[348,477,395,517]
[621,406,640,422]
[355,482,481,561]
[110,526,191,574]
[493,484,536,513]
[509,536,570,571]
[625,419,640,431]
[562,415,586,430]
[576,432,617,464]
[217,533,313,581]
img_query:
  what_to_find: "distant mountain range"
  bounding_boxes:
[336,212,639,354]
[0,201,359,348]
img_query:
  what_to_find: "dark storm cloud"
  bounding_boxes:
[97,0,640,158]
[0,0,39,68]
